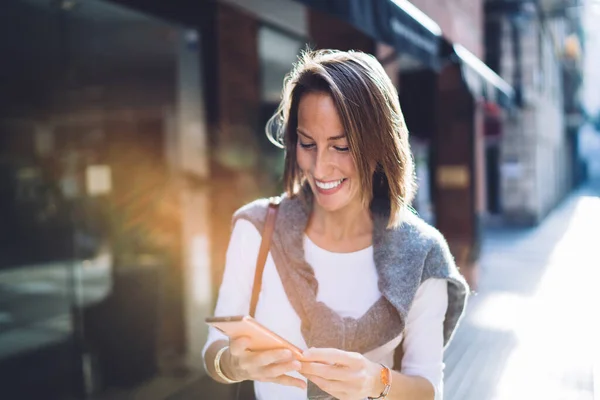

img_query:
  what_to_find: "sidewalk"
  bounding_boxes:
[444,181,600,400]
[0,254,112,360]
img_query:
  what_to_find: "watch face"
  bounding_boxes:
[381,366,391,385]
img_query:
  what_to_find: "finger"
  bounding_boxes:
[262,360,302,378]
[302,348,363,368]
[237,348,295,377]
[305,374,348,396]
[229,336,251,356]
[265,375,307,390]
[253,348,295,366]
[300,362,350,381]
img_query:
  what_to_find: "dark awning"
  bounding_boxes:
[294,0,444,70]
[294,0,515,107]
[451,44,515,108]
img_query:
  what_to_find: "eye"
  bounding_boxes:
[299,142,315,150]
[334,146,349,152]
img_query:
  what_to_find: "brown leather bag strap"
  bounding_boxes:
[249,197,281,317]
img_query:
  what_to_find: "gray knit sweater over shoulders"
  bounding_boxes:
[232,193,469,350]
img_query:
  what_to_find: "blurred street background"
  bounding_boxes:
[0,0,599,399]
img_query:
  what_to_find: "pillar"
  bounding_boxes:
[433,62,483,288]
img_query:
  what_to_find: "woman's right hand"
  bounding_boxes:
[225,337,307,390]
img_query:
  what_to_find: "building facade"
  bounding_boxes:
[485,0,583,225]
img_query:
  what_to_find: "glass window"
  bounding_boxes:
[258,26,306,192]
[0,1,205,397]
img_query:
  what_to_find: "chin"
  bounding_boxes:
[312,190,351,212]
[315,199,345,212]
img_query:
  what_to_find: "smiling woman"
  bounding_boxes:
[203,49,469,400]
[269,50,416,229]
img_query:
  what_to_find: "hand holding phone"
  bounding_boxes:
[205,315,303,358]
[206,316,307,389]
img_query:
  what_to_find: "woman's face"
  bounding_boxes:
[296,92,361,213]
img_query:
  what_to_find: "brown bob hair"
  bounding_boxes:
[266,49,416,228]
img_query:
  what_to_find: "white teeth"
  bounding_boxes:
[315,179,344,190]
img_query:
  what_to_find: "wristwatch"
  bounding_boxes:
[214,346,242,384]
[368,364,392,399]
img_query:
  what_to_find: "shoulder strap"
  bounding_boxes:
[249,197,281,317]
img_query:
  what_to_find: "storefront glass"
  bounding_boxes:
[0,1,203,396]
[258,25,306,192]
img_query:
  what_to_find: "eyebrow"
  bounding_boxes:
[297,129,346,141]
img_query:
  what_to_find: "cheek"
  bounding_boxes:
[341,156,358,178]
[296,148,311,172]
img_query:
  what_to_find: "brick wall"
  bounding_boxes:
[215,3,261,148]
[411,0,483,58]
[204,2,264,294]
[308,9,375,53]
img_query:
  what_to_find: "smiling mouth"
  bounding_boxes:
[314,178,346,190]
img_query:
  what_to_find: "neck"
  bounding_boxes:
[307,200,373,242]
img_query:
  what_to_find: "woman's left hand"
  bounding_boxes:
[300,348,385,400]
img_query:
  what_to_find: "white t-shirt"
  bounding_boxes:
[203,219,448,400]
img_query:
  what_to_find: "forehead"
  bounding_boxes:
[297,92,344,138]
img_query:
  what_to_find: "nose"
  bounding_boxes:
[313,147,332,179]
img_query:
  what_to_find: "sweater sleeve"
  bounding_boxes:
[202,219,263,366]
[401,278,448,400]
